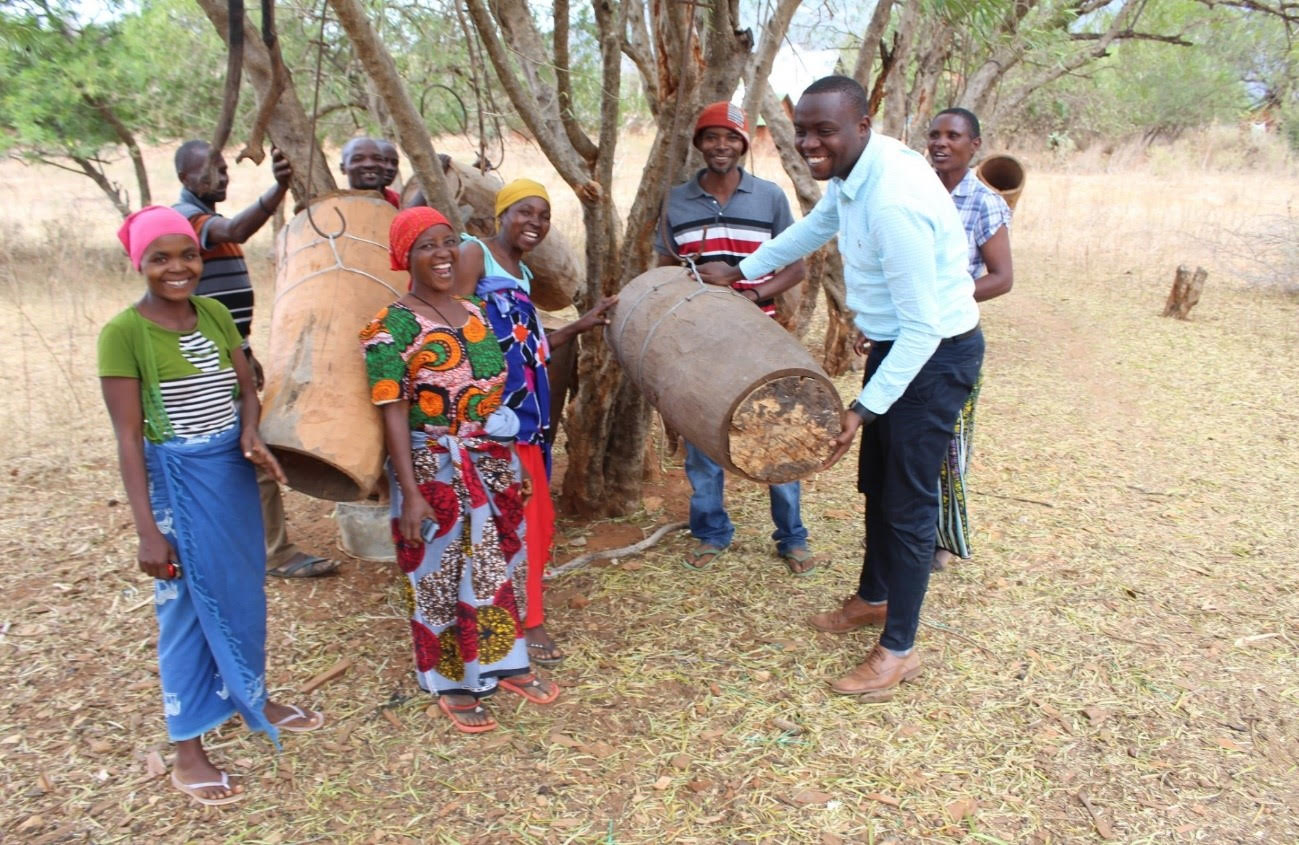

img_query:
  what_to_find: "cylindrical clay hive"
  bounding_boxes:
[259,191,403,501]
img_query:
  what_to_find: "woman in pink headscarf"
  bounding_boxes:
[98,206,324,808]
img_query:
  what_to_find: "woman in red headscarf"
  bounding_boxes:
[361,207,559,734]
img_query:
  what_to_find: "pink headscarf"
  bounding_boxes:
[117,205,200,271]
[389,206,451,271]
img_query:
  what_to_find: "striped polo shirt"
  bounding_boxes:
[653,168,796,318]
[174,189,255,340]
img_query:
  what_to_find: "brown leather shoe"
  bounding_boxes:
[807,595,887,633]
[829,644,922,699]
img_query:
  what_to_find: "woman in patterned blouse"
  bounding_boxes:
[925,108,1014,571]
[361,206,559,734]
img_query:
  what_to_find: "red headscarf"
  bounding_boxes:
[389,206,451,271]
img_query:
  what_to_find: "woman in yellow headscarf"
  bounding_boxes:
[454,179,615,666]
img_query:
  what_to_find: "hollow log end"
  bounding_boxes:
[728,375,843,484]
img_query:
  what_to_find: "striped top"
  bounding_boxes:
[174,189,255,340]
[159,332,239,436]
[653,168,795,319]
[98,297,243,442]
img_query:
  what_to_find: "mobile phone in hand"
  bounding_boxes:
[420,518,438,545]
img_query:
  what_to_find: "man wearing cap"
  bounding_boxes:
[654,101,813,575]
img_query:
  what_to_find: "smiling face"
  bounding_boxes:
[498,196,550,253]
[408,224,459,293]
[141,234,203,302]
[378,141,399,187]
[340,139,386,190]
[178,144,229,204]
[927,112,980,177]
[696,127,746,176]
[793,92,871,181]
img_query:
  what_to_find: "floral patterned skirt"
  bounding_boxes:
[936,373,982,559]
[390,430,530,698]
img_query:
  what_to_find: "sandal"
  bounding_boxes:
[268,554,341,579]
[270,704,325,733]
[171,770,245,807]
[498,674,561,705]
[683,543,726,570]
[437,697,497,734]
[525,626,566,666]
[779,547,820,577]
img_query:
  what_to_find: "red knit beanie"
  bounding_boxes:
[693,101,750,154]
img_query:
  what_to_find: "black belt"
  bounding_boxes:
[866,323,980,346]
[943,323,980,343]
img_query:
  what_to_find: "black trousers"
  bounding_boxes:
[856,329,984,652]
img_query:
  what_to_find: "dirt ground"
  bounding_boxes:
[1,132,1297,843]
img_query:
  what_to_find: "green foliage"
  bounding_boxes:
[0,0,228,208]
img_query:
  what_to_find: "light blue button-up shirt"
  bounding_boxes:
[738,133,978,414]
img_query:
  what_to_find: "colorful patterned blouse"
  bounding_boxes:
[361,299,506,437]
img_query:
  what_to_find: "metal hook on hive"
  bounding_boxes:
[305,203,346,239]
[301,0,345,241]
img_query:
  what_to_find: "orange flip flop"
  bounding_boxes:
[498,674,561,705]
[437,696,497,734]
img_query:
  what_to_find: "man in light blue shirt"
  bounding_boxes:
[699,76,984,701]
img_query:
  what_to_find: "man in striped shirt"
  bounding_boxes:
[654,101,815,575]
[173,140,340,579]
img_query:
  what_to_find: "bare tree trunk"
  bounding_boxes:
[740,0,801,150]
[903,17,954,146]
[851,0,895,89]
[758,85,856,371]
[194,0,335,203]
[879,0,919,139]
[328,0,462,231]
[87,97,150,206]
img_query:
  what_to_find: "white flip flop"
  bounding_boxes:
[270,704,325,733]
[171,770,245,806]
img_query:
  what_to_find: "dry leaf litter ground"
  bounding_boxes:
[0,132,1297,843]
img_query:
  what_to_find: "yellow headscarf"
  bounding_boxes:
[494,178,550,219]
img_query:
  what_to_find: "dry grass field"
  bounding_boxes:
[1,127,1297,843]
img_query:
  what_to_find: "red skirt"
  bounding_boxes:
[516,442,554,628]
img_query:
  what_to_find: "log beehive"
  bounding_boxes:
[607,266,842,485]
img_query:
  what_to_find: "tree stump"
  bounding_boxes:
[1163,265,1207,319]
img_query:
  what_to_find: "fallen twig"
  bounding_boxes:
[546,521,688,580]
[299,657,352,694]
[975,491,1056,508]
[919,619,997,657]
[1076,790,1116,840]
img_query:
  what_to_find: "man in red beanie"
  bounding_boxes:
[654,101,813,574]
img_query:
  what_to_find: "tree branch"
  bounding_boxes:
[622,0,660,117]
[740,0,802,126]
[850,0,894,89]
[1070,29,1194,46]
[70,154,130,217]
[554,0,600,162]
[327,0,463,231]
[83,94,150,206]
[463,0,592,191]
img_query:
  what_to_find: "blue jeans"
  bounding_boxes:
[856,329,985,652]
[684,441,808,555]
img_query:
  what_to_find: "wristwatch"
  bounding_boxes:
[847,399,878,425]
